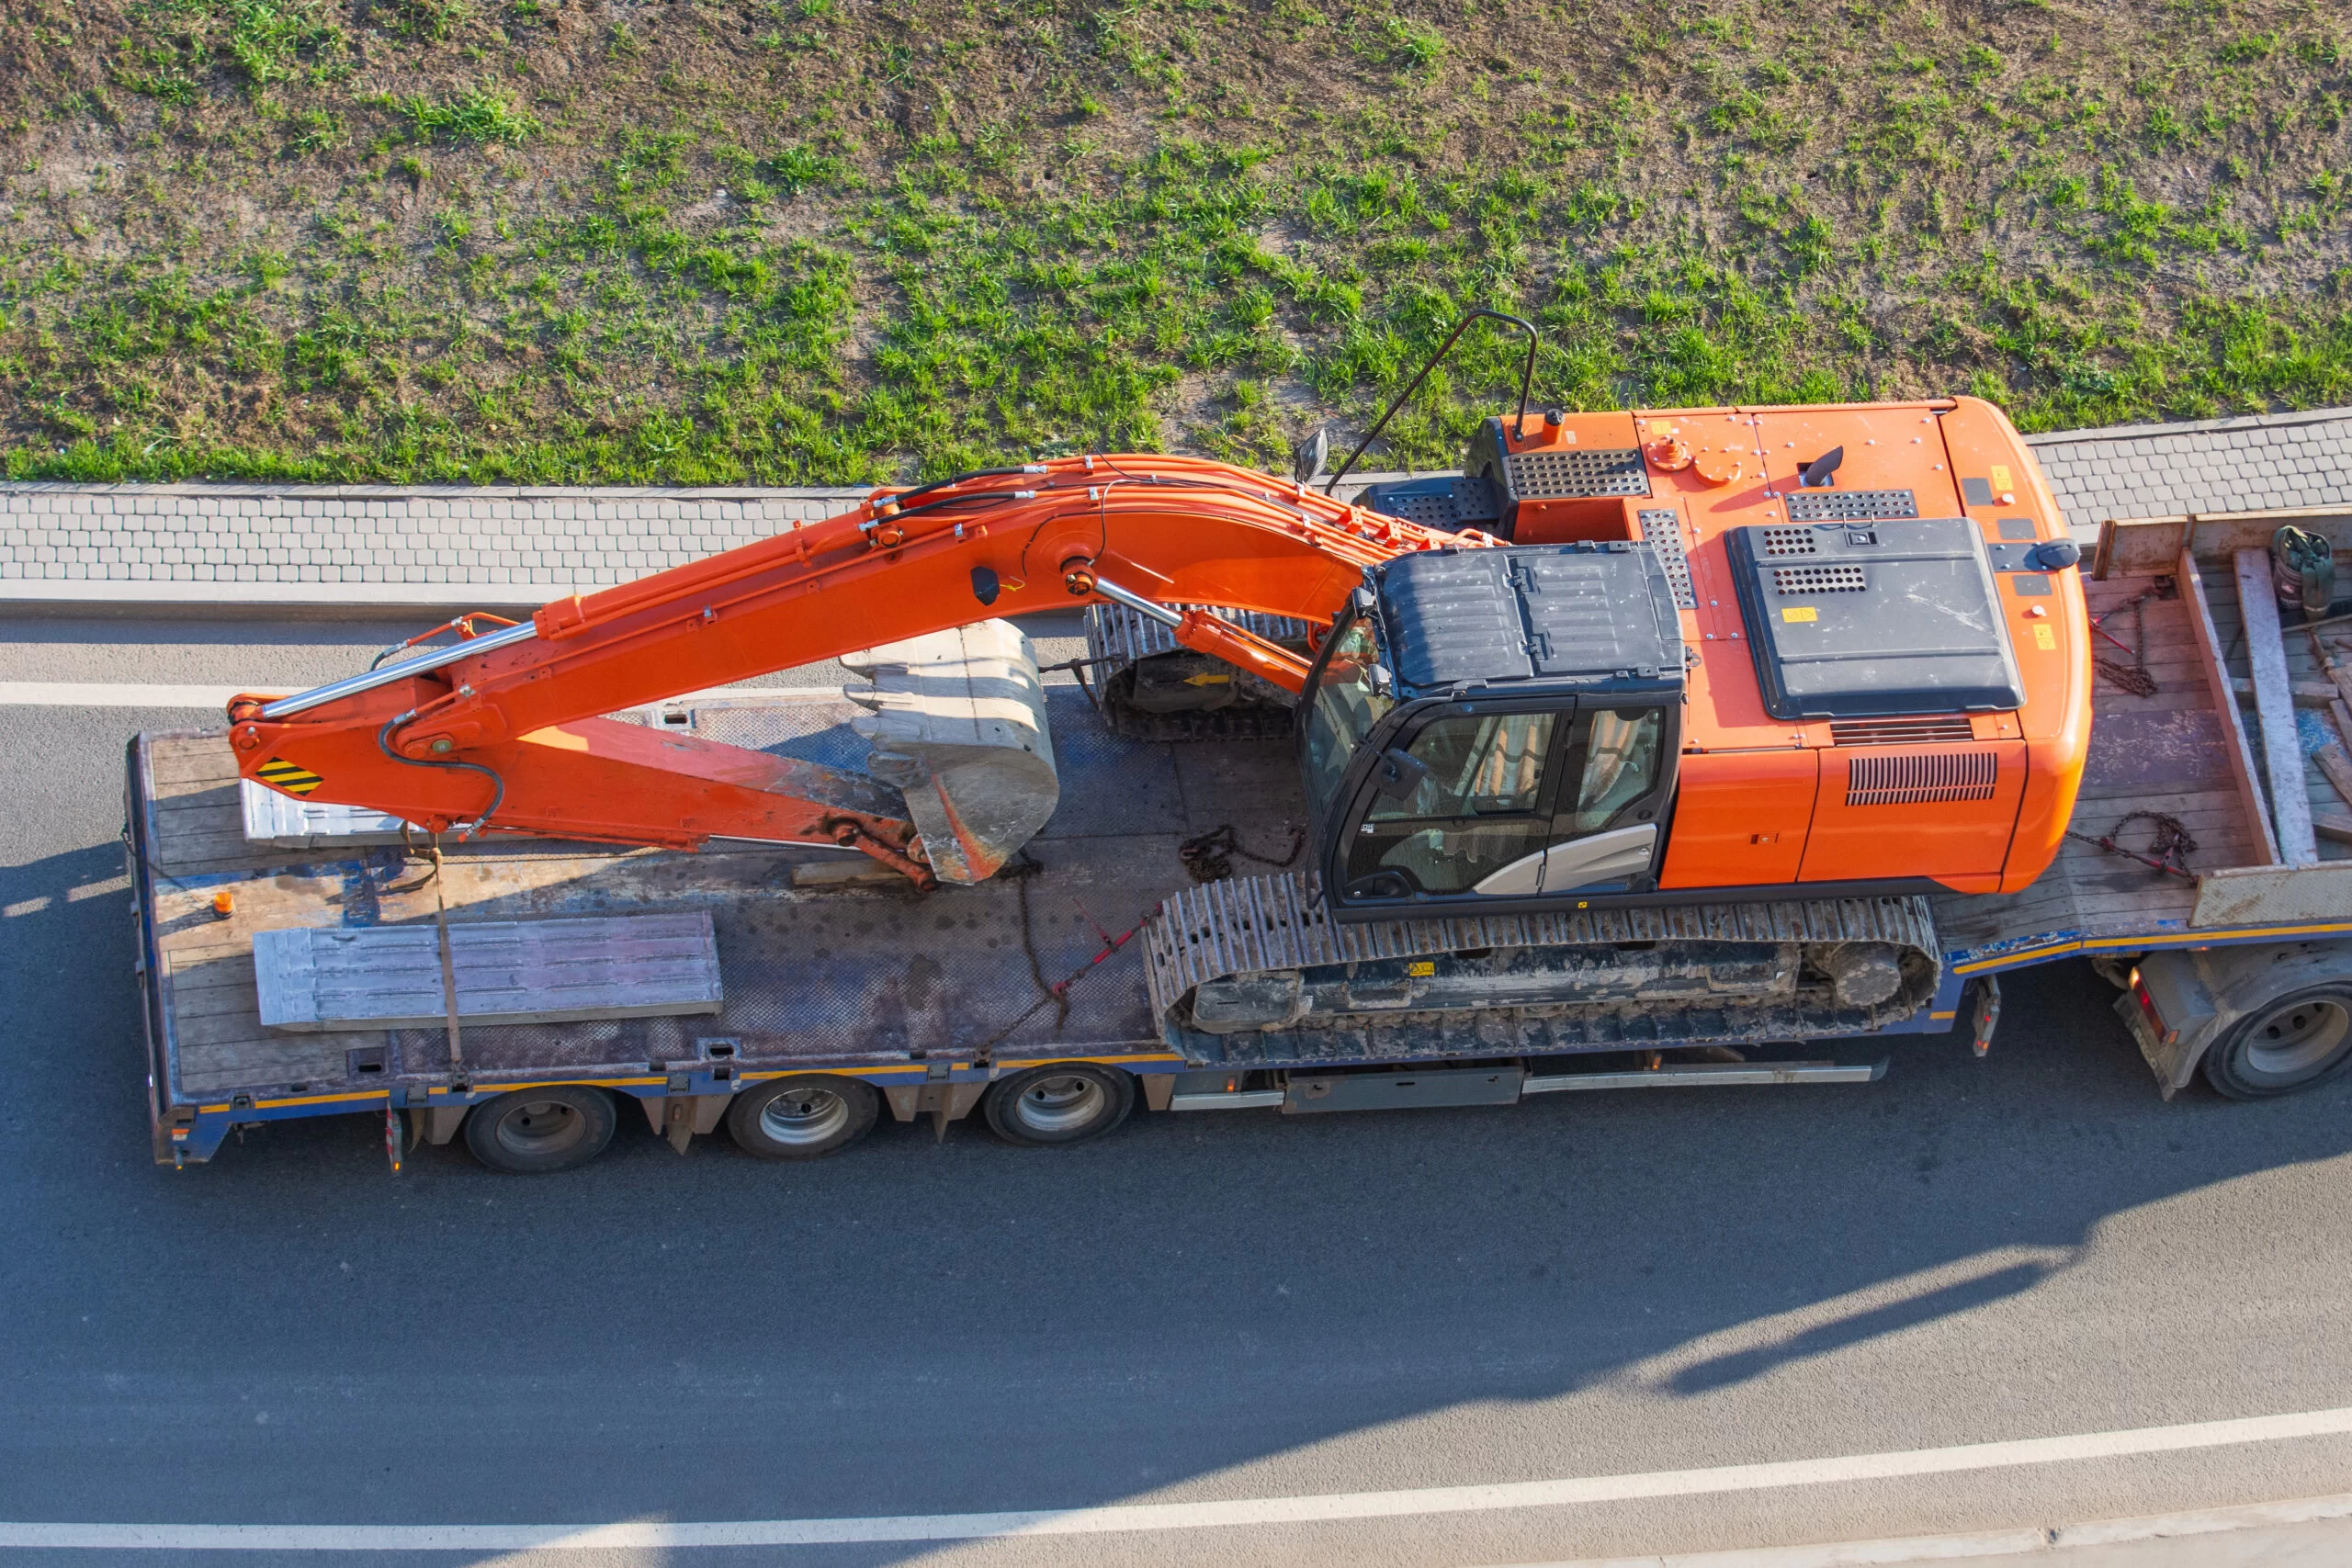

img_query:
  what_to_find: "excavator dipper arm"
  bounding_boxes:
[225,456,1481,878]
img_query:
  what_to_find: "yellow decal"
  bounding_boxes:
[1182,672,1234,687]
[255,758,323,796]
[1781,606,1818,623]
[1990,464,2014,491]
[1407,960,1435,977]
[2032,623,2056,650]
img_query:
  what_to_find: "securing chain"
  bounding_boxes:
[1177,822,1306,883]
[2067,810,2196,879]
[2091,592,2158,698]
[975,850,1152,1056]
[427,839,466,1071]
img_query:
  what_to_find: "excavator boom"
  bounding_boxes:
[226,457,1482,875]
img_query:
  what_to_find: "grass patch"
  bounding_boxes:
[375,86,541,145]
[2,0,2349,485]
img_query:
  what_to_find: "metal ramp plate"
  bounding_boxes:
[253,912,723,1032]
[240,781,408,848]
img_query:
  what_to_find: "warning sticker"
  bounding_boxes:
[1781,606,1819,623]
[1990,464,2014,491]
[255,758,324,796]
[2032,624,2057,650]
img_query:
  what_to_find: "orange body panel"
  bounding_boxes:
[1497,395,2085,895]
[1495,410,1648,544]
[1658,750,1819,888]
[1510,497,1640,544]
[1797,743,2028,884]
[1936,399,2094,890]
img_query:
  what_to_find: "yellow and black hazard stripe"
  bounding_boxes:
[255,758,324,796]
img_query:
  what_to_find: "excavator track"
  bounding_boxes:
[1144,872,1941,1066]
[1083,604,1308,744]
[1088,676,1297,743]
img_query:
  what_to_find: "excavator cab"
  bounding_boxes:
[1301,541,1686,920]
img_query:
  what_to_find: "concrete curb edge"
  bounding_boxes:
[1494,1488,2352,1567]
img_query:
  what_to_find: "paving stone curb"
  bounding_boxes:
[3,411,2347,611]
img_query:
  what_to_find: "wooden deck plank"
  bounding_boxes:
[2179,552,2279,866]
[2234,548,2318,864]
[179,1039,360,1097]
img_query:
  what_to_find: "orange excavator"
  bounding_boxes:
[227,367,2088,939]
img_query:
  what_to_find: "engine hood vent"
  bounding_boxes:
[1829,716,1977,746]
[1727,516,2023,721]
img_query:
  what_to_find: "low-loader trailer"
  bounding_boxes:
[126,394,2352,1171]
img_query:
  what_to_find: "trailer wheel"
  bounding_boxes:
[984,1065,1135,1147]
[726,1076,879,1160]
[2200,985,2352,1100]
[462,1087,617,1174]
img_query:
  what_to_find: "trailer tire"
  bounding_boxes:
[462,1087,617,1174]
[2199,984,2352,1100]
[984,1065,1135,1147]
[726,1076,879,1160]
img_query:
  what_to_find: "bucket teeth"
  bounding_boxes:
[841,621,1059,884]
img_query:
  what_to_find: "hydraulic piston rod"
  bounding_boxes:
[258,620,542,720]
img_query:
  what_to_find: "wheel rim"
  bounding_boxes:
[758,1087,851,1146]
[1014,1073,1106,1134]
[494,1100,589,1158]
[2242,996,2352,1079]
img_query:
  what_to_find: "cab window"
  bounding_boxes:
[1566,708,1663,832]
[1345,712,1560,896]
[1302,617,1392,821]
[1367,714,1555,821]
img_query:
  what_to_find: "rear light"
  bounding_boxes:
[2130,969,2176,1046]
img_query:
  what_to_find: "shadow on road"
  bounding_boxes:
[1665,1259,2057,1395]
[2,723,2349,1560]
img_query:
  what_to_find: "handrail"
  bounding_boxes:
[1324,310,1540,495]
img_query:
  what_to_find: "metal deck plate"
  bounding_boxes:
[254,913,723,1032]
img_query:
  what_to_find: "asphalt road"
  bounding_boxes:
[3,615,2351,1568]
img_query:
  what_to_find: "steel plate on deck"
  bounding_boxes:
[254,912,723,1032]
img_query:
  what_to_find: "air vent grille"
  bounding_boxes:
[1787,490,1918,522]
[1773,564,1868,594]
[1760,526,1817,556]
[1846,751,1998,807]
[1376,491,1457,526]
[1637,508,1696,609]
[1830,716,1978,746]
[1505,447,1648,499]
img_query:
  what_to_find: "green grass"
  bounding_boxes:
[1,0,2348,485]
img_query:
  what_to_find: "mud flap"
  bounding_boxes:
[1969,974,2001,1057]
[844,621,1059,883]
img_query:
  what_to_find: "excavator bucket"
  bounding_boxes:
[842,620,1059,884]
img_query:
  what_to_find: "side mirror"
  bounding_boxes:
[1373,748,1430,800]
[1293,428,1329,486]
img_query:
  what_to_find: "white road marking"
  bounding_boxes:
[0,682,248,707]
[0,682,849,708]
[2,1405,2349,1550]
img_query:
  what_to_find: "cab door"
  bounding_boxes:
[1330,699,1678,913]
[1338,705,1572,903]
[1535,704,1677,894]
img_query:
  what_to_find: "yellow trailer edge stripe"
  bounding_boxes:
[1951,920,2352,976]
[210,1055,1191,1112]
